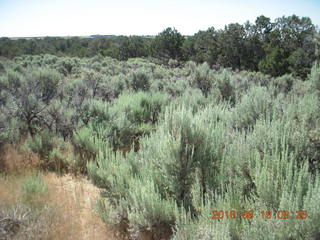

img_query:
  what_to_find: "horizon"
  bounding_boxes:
[1,0,320,38]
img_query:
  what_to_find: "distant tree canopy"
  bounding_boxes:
[0,14,319,78]
[151,27,185,61]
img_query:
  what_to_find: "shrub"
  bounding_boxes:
[46,101,77,140]
[310,64,320,95]
[24,131,68,171]
[88,146,134,203]
[2,54,320,239]
[168,58,179,68]
[88,105,230,237]
[82,69,104,97]
[127,179,178,237]
[174,88,209,114]
[80,99,110,125]
[215,69,235,103]
[152,65,170,80]
[242,165,320,239]
[0,62,5,74]
[231,86,273,130]
[272,74,295,94]
[130,69,150,91]
[189,62,214,97]
[134,104,229,208]
[25,131,55,160]
[72,125,107,172]
[110,91,169,125]
[2,67,62,136]
[28,67,62,104]
[100,74,125,100]
[165,77,189,97]
[0,118,21,148]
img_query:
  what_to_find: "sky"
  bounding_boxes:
[0,0,320,37]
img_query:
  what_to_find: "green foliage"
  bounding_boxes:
[100,74,125,100]
[216,23,246,70]
[130,69,150,91]
[88,146,133,201]
[189,62,214,97]
[215,70,235,103]
[72,125,107,171]
[80,99,110,125]
[242,170,320,240]
[24,130,68,171]
[272,74,295,94]
[172,196,234,240]
[25,131,55,159]
[151,27,185,61]
[232,86,273,129]
[258,47,289,76]
[21,172,48,202]
[127,179,178,236]
[0,14,317,78]
[111,91,169,125]
[2,66,62,136]
[310,64,320,94]
[165,77,189,97]
[0,119,21,147]
[0,62,5,74]
[174,88,211,114]
[1,50,320,239]
[285,93,320,131]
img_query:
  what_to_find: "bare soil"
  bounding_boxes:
[0,144,121,240]
[44,172,119,240]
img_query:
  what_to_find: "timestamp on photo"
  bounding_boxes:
[210,210,309,220]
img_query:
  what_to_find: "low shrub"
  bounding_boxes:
[189,62,214,97]
[21,172,48,203]
[130,69,150,91]
[231,86,273,130]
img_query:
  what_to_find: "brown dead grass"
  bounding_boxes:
[0,172,122,240]
[0,144,40,173]
[44,172,118,240]
[0,144,122,240]
[0,173,24,205]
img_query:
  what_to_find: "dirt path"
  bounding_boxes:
[45,172,120,240]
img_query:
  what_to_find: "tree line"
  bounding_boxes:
[1,14,319,78]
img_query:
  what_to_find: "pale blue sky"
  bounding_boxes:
[0,0,319,37]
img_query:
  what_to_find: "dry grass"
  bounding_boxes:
[0,172,121,240]
[0,173,58,240]
[0,144,40,173]
[0,144,122,240]
[45,172,117,240]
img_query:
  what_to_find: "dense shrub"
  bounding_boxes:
[189,62,214,97]
[231,86,273,130]
[130,69,150,91]
[215,69,236,103]
[310,64,320,95]
[0,118,21,148]
[110,91,169,125]
[100,74,125,100]
[1,54,320,239]
[1,67,62,136]
[72,125,108,172]
[272,74,295,94]
[24,130,68,171]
